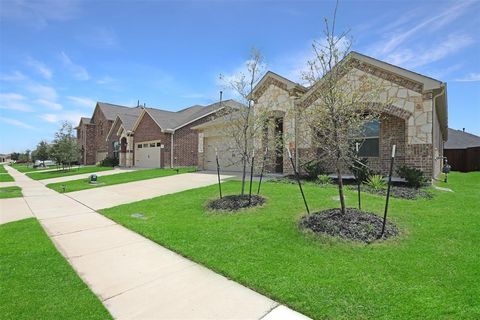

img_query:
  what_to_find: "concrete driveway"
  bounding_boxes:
[67,172,233,210]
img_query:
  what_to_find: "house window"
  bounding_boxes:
[150,143,155,147]
[138,144,143,148]
[143,143,148,148]
[356,120,380,157]
[156,142,161,147]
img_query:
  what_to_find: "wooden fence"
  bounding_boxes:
[444,147,480,172]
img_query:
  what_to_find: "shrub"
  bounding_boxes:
[99,157,119,167]
[366,175,387,190]
[301,160,326,180]
[349,157,374,183]
[396,165,428,188]
[317,174,332,185]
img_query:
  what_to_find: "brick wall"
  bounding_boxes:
[91,107,113,154]
[85,125,96,165]
[134,112,171,167]
[107,121,121,158]
[173,115,215,167]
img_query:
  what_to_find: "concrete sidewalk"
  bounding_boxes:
[67,172,233,210]
[2,166,310,320]
[39,167,137,185]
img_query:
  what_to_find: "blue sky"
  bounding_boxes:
[0,0,479,153]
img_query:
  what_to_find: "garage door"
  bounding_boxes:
[135,141,161,168]
[204,136,244,172]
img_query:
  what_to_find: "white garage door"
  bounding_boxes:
[204,136,244,172]
[135,141,161,168]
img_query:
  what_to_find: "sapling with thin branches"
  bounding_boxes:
[298,1,391,214]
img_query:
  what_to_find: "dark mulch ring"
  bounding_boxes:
[353,185,432,200]
[299,208,398,243]
[207,194,266,212]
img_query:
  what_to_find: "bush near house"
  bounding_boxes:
[396,165,429,188]
[99,157,119,167]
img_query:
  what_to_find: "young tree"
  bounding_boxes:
[35,140,50,166]
[218,48,268,194]
[298,1,390,214]
[51,121,80,170]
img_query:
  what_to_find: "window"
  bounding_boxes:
[150,143,155,147]
[356,120,380,157]
[143,143,148,148]
[156,142,161,147]
[138,144,143,148]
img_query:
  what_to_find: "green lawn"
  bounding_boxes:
[0,186,22,199]
[26,166,113,180]
[0,165,7,173]
[101,172,480,319]
[0,173,14,182]
[47,167,197,193]
[11,163,56,173]
[0,218,112,320]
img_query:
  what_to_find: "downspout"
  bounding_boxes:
[170,132,174,168]
[432,84,445,178]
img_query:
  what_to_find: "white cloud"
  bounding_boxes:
[0,93,33,112]
[0,116,35,129]
[0,0,82,28]
[36,99,62,110]
[25,57,52,80]
[39,111,88,123]
[67,96,96,108]
[27,84,58,101]
[77,26,118,48]
[370,1,474,56]
[0,71,27,82]
[454,73,480,82]
[60,51,90,80]
[96,76,115,85]
[383,34,474,69]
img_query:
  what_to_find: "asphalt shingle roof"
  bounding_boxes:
[98,100,244,134]
[444,128,480,149]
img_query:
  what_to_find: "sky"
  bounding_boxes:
[0,0,479,153]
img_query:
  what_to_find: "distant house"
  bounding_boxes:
[0,154,11,163]
[76,100,241,168]
[444,128,480,172]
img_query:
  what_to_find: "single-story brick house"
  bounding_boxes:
[193,51,448,179]
[444,128,480,172]
[77,100,242,168]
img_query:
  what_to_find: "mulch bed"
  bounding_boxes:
[299,208,398,243]
[207,194,266,212]
[357,185,432,200]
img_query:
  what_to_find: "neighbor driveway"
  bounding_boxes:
[67,172,233,210]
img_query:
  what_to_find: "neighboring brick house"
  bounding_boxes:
[194,51,448,179]
[76,102,142,165]
[128,100,242,168]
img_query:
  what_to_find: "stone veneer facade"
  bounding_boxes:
[252,59,443,178]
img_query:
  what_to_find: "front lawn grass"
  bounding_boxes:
[101,172,480,319]
[0,186,22,198]
[0,218,112,320]
[0,173,14,182]
[0,165,7,173]
[26,166,113,180]
[47,167,197,193]
[11,163,56,173]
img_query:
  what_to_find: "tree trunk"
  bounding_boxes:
[241,156,247,195]
[336,165,346,214]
